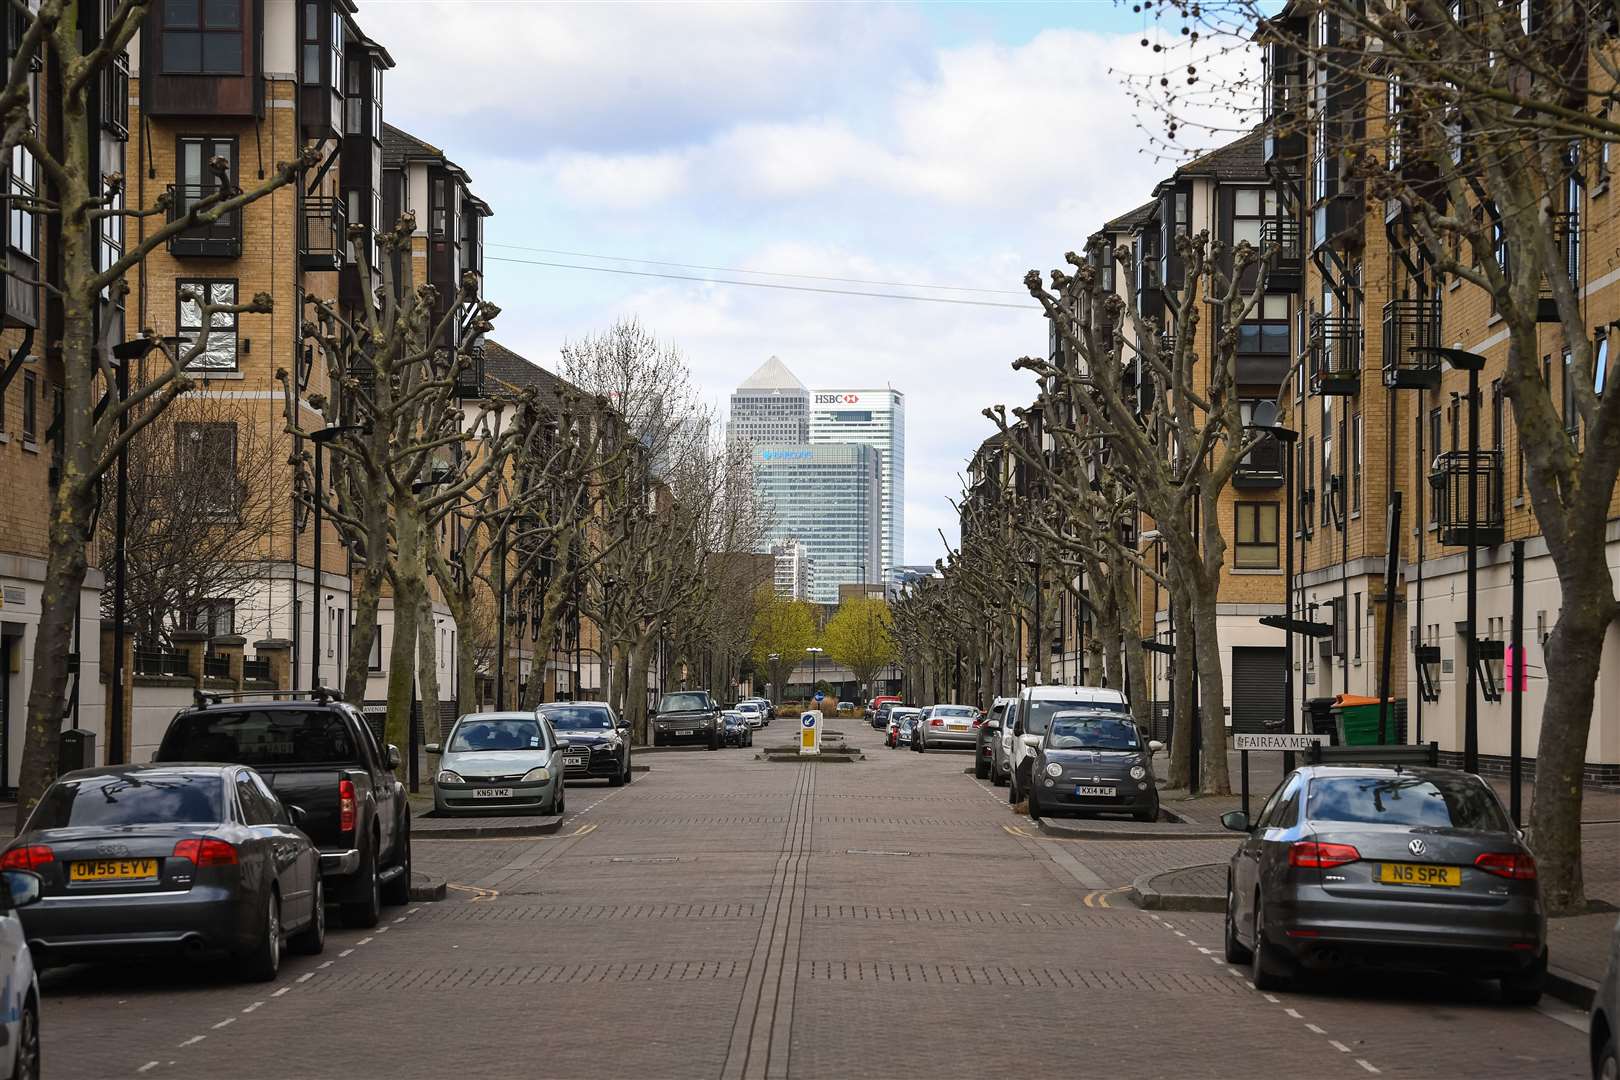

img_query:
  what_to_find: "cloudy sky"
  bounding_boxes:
[376,0,1221,568]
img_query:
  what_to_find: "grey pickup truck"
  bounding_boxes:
[153,690,411,928]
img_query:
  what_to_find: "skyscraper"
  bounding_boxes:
[771,539,814,601]
[729,356,809,446]
[808,388,905,584]
[751,444,881,605]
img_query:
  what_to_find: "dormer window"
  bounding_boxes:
[162,0,243,75]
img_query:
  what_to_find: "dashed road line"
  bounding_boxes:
[1330,1041,1352,1053]
[210,1018,235,1030]
[241,1002,263,1014]
[178,1035,205,1048]
[137,1062,159,1073]
[1356,1060,1381,1074]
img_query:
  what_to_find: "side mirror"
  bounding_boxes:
[285,804,309,830]
[648,707,657,717]
[555,740,571,752]
[385,744,402,771]
[1148,740,1165,754]
[1012,720,1024,737]
[2,870,41,911]
[984,720,1001,732]
[424,742,441,755]
[1220,810,1252,833]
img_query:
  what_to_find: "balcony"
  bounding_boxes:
[1235,434,1286,489]
[301,195,347,272]
[1260,217,1303,287]
[1381,298,1443,389]
[166,184,242,258]
[1536,211,1579,324]
[1430,450,1504,547]
[453,347,484,400]
[1309,314,1361,396]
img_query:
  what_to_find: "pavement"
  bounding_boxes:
[34,737,1594,1079]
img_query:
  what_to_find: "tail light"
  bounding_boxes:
[172,838,238,866]
[339,778,357,833]
[929,718,943,727]
[1475,851,1536,880]
[1288,841,1361,868]
[0,845,54,871]
[973,718,984,728]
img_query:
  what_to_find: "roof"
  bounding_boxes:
[479,340,574,402]
[1172,127,1266,183]
[382,123,470,182]
[737,355,806,393]
[1104,199,1159,233]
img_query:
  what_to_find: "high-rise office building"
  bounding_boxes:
[752,444,881,605]
[808,388,905,584]
[729,356,809,446]
[771,539,814,601]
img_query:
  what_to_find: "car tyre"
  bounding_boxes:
[994,762,1009,788]
[1250,894,1292,992]
[974,752,990,780]
[1595,1031,1618,1080]
[1498,948,1546,1006]
[609,764,625,787]
[708,732,720,750]
[1222,878,1252,964]
[241,889,282,982]
[381,820,412,906]
[1133,803,1157,823]
[341,846,382,929]
[12,993,38,1080]
[623,752,634,784]
[290,878,326,955]
[1027,786,1043,821]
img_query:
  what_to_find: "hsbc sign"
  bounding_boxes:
[815,393,862,405]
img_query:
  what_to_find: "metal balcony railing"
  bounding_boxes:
[1260,217,1302,276]
[1430,450,1505,548]
[1381,298,1443,389]
[301,195,347,272]
[1235,434,1286,488]
[1309,314,1361,396]
[166,183,241,258]
[1537,210,1580,323]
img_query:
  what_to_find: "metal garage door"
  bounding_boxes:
[1230,647,1287,734]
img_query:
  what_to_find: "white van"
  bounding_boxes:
[1002,686,1129,805]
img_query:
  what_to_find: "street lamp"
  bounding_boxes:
[1245,400,1300,769]
[307,423,365,692]
[807,646,824,704]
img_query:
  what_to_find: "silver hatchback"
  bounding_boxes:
[429,712,568,816]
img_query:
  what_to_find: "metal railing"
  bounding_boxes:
[1430,449,1505,547]
[203,654,231,679]
[1309,314,1361,395]
[242,658,272,683]
[166,183,242,257]
[301,195,347,272]
[1260,217,1302,273]
[134,650,188,678]
[1381,298,1443,389]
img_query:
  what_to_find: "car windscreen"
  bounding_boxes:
[449,717,545,752]
[31,773,225,829]
[736,703,760,712]
[1046,714,1141,751]
[540,706,613,730]
[1306,775,1510,831]
[159,709,357,766]
[659,693,710,712]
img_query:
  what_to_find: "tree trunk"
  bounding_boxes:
[1166,575,1195,791]
[1187,585,1233,796]
[384,507,425,756]
[611,641,630,719]
[455,603,478,718]
[626,628,654,745]
[1116,570,1151,731]
[345,567,382,705]
[416,591,442,751]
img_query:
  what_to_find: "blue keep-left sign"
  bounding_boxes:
[814,691,825,701]
[802,713,817,728]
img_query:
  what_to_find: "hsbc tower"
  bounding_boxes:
[808,388,905,587]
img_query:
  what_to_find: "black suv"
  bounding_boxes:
[652,691,722,750]
[153,690,412,928]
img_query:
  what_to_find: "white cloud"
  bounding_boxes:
[548,150,692,209]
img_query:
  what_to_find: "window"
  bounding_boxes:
[1598,332,1610,397]
[1353,592,1362,663]
[175,135,237,227]
[191,597,235,638]
[1239,294,1290,355]
[344,54,364,132]
[1565,154,1582,288]
[21,371,36,443]
[1386,76,1402,168]
[1305,435,1316,520]
[460,208,483,276]
[1449,393,1460,452]
[430,176,448,236]
[177,280,239,369]
[9,144,37,260]
[161,0,243,75]
[99,182,123,290]
[301,1,320,84]
[1234,502,1280,569]
[174,421,238,512]
[1351,411,1362,513]
[1320,400,1334,527]
[1492,379,1504,452]
[1428,408,1442,521]
[1492,215,1509,282]
[1232,188,1278,248]
[1563,348,1578,438]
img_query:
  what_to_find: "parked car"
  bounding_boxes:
[870,695,901,726]
[888,708,923,748]
[720,711,754,747]
[975,698,1014,780]
[871,700,899,731]
[837,700,855,714]
[915,703,981,752]
[155,691,410,928]
[429,712,568,816]
[991,700,1018,786]
[1592,915,1619,1079]
[538,701,631,786]
[735,702,766,729]
[1004,686,1129,806]
[0,870,39,1078]
[1220,765,1546,1002]
[6,764,323,980]
[1025,710,1162,822]
[743,698,775,725]
[652,690,723,749]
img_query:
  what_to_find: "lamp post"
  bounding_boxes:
[1245,401,1299,769]
[768,653,780,704]
[307,423,365,692]
[106,338,159,764]
[807,646,823,703]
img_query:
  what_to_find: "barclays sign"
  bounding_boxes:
[760,449,814,461]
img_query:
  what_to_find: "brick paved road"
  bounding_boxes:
[36,737,1590,1079]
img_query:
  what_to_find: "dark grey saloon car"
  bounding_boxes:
[1221,765,1546,1002]
[1026,710,1161,822]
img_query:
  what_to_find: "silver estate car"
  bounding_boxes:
[1222,765,1546,1002]
[914,703,981,751]
[429,712,568,816]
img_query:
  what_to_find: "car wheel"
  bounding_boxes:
[609,764,625,787]
[381,820,412,906]
[1027,786,1043,821]
[241,888,282,982]
[290,878,326,955]
[974,752,989,780]
[709,733,720,750]
[341,845,382,929]
[1250,894,1292,991]
[994,761,1008,787]
[623,753,634,784]
[1133,803,1157,823]
[1222,877,1252,964]
[1498,948,1546,1006]
[1596,1031,1618,1080]
[12,994,37,1080]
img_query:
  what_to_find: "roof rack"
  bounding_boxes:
[192,687,346,709]
[1305,742,1440,769]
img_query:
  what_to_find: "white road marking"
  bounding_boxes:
[271,988,290,998]
[319,960,333,969]
[1356,1060,1380,1074]
[178,1035,205,1048]
[1173,930,1186,937]
[211,1018,235,1030]
[137,1062,160,1073]
[339,948,354,957]
[1306,1023,1326,1035]
[296,973,313,983]
[1284,1008,1303,1019]
[241,1002,263,1014]
[392,917,406,924]
[408,907,420,914]
[1330,1041,1352,1053]
[1187,940,1201,946]
[1196,946,1213,954]
[1262,993,1279,1003]
[376,926,390,933]
[357,937,373,945]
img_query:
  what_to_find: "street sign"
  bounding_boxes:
[813,691,825,702]
[1233,733,1328,752]
[799,711,823,756]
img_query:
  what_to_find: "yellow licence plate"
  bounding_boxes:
[1378,862,1461,888]
[69,859,158,882]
